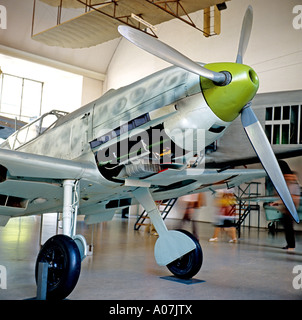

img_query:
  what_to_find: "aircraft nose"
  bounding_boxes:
[201,62,259,122]
[248,68,259,86]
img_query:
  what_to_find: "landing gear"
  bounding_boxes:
[35,234,81,300]
[35,179,86,300]
[133,188,203,279]
[167,230,203,279]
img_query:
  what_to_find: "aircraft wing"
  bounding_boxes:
[124,167,267,200]
[143,167,265,187]
[83,166,267,224]
[0,147,267,226]
[0,148,96,179]
[0,148,98,226]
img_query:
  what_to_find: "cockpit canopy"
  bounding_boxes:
[4,110,68,150]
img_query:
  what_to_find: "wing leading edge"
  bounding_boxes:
[0,148,96,180]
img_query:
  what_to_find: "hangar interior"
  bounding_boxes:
[0,0,302,300]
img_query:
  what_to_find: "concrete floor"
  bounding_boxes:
[0,214,302,300]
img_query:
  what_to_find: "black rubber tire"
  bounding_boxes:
[167,229,203,279]
[35,234,81,300]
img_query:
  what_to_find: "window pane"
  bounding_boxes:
[21,80,42,120]
[265,125,272,143]
[27,119,41,141]
[283,106,290,120]
[266,107,272,120]
[0,74,43,122]
[274,106,281,120]
[15,127,28,148]
[300,105,302,144]
[40,113,58,131]
[0,75,22,116]
[273,124,280,144]
[290,105,298,144]
[281,124,289,144]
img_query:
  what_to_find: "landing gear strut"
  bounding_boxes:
[35,180,85,300]
[133,187,203,279]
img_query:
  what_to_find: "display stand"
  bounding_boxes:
[36,262,48,300]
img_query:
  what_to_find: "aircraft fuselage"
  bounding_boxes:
[2,64,231,178]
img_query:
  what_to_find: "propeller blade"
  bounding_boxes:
[241,105,299,223]
[118,25,226,84]
[236,6,253,64]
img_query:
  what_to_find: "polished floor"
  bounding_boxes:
[0,214,302,300]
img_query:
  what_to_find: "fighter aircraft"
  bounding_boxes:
[0,6,299,299]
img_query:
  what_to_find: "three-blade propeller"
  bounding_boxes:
[118,7,299,223]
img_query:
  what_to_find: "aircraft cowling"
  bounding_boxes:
[163,92,230,162]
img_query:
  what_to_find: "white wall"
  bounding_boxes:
[81,77,103,106]
[105,0,302,93]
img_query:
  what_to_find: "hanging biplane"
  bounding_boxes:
[0,6,299,299]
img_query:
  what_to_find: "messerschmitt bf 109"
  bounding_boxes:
[0,6,299,299]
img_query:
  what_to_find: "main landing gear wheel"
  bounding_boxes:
[167,230,203,279]
[35,234,81,300]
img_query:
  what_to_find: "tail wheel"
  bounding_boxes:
[167,229,203,279]
[35,235,81,300]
